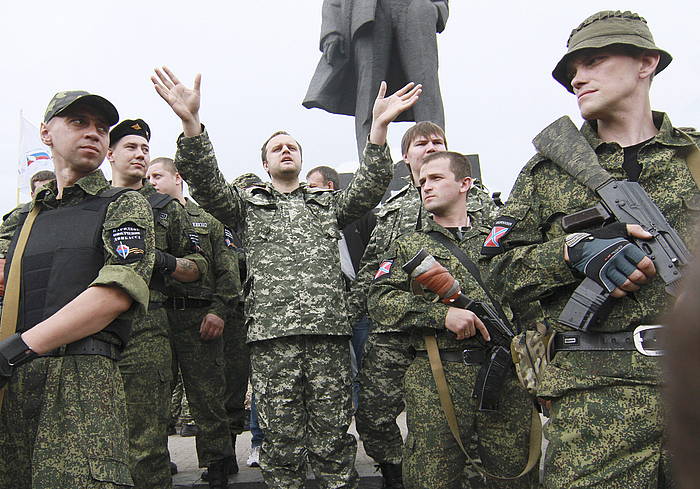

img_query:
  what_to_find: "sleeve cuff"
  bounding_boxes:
[89,265,150,315]
[362,141,391,161]
[539,235,578,286]
[185,253,209,278]
[426,303,449,329]
[176,126,210,158]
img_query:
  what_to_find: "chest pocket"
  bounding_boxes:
[191,221,212,255]
[244,194,277,243]
[305,193,340,239]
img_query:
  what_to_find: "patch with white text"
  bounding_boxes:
[481,216,517,256]
[373,259,394,280]
[187,231,203,254]
[110,223,146,264]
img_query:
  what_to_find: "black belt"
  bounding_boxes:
[552,325,663,357]
[148,301,163,310]
[163,297,212,310]
[416,348,487,364]
[40,336,121,360]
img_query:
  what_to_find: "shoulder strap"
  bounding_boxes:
[427,231,509,325]
[99,187,132,199]
[424,334,541,480]
[147,192,174,210]
[0,205,41,408]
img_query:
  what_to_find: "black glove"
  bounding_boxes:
[154,250,177,276]
[0,333,37,388]
[566,223,647,293]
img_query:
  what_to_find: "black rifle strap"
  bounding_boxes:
[427,231,510,326]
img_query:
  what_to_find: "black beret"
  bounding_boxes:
[109,119,151,147]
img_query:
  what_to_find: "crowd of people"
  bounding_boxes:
[0,8,697,489]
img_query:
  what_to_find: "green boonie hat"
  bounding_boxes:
[43,90,119,126]
[552,10,672,93]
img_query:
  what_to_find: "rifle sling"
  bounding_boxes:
[427,231,509,326]
[0,205,40,408]
[424,334,541,479]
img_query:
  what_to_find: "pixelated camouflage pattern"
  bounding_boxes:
[368,216,512,351]
[510,322,552,395]
[367,218,534,488]
[355,331,413,464]
[174,130,393,342]
[119,308,172,489]
[542,381,672,488]
[165,199,240,465]
[231,172,264,189]
[484,112,699,487]
[403,358,536,489]
[0,173,154,489]
[0,356,133,489]
[167,307,231,467]
[250,336,358,489]
[348,179,498,328]
[116,183,207,488]
[223,301,250,437]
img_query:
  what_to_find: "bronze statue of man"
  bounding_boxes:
[304,0,449,159]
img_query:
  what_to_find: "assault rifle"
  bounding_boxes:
[402,249,514,411]
[533,116,692,331]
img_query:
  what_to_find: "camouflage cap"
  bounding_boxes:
[43,90,119,125]
[553,11,672,93]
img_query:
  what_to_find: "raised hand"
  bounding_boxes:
[369,81,422,146]
[152,66,202,137]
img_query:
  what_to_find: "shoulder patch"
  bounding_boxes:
[110,222,146,264]
[224,226,238,249]
[481,216,518,256]
[373,259,394,280]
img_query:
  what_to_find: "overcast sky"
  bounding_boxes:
[1,1,698,211]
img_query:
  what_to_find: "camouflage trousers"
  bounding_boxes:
[355,331,413,464]
[119,308,173,489]
[0,355,132,489]
[403,356,537,489]
[543,383,673,488]
[250,335,359,489]
[223,304,250,438]
[170,371,193,426]
[168,307,233,467]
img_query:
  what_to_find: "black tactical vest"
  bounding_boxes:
[5,188,133,345]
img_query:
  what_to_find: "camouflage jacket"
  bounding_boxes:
[165,198,241,319]
[137,184,208,304]
[482,112,700,394]
[349,176,498,331]
[174,130,393,342]
[0,170,155,318]
[367,214,509,350]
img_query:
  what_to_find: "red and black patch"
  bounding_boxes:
[110,223,146,264]
[373,259,394,280]
[481,216,517,256]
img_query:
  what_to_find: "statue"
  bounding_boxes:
[303,0,449,159]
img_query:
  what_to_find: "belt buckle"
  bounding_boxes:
[633,325,663,357]
[462,349,482,365]
[174,297,187,310]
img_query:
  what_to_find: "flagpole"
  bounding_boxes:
[17,110,22,205]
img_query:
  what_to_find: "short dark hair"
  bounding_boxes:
[422,151,471,180]
[30,170,55,193]
[400,121,447,156]
[150,156,178,174]
[307,165,340,190]
[260,130,303,163]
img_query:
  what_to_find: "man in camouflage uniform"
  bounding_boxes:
[108,120,207,489]
[152,65,420,488]
[0,91,155,489]
[350,121,497,487]
[368,151,535,489]
[147,157,239,485]
[482,11,696,488]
